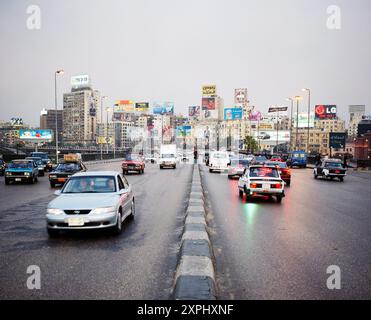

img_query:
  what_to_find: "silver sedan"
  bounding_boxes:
[46,171,135,236]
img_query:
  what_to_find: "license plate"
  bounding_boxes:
[58,178,66,182]
[15,178,21,182]
[68,217,84,226]
[263,183,270,190]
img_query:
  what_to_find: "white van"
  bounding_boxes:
[209,151,230,173]
[159,144,177,169]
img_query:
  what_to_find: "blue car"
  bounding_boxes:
[4,159,39,185]
[288,151,307,168]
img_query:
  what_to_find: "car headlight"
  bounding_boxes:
[6,172,11,176]
[49,175,57,178]
[24,172,30,176]
[90,207,116,214]
[47,208,64,215]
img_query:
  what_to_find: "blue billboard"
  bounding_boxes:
[176,126,192,137]
[224,107,243,120]
[153,102,174,115]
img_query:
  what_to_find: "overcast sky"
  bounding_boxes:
[0,0,370,126]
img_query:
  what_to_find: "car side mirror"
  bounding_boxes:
[118,189,128,195]
[54,190,61,196]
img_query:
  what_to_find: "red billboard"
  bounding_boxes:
[315,105,337,119]
[202,98,216,110]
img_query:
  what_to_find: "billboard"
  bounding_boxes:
[189,106,201,117]
[293,112,315,128]
[248,110,263,121]
[19,129,53,142]
[202,97,216,110]
[268,106,288,113]
[202,85,217,96]
[11,118,23,126]
[224,107,243,121]
[176,126,192,137]
[234,89,248,104]
[153,102,174,115]
[114,100,135,112]
[71,75,90,88]
[315,105,337,120]
[254,130,290,144]
[113,112,135,122]
[329,132,346,149]
[135,102,149,112]
[258,122,275,131]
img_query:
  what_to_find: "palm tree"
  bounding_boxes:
[244,135,258,153]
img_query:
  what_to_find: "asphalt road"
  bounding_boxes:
[0,161,192,299]
[202,167,371,300]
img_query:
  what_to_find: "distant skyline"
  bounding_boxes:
[0,0,370,126]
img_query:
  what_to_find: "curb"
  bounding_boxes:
[173,164,216,300]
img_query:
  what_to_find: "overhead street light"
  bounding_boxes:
[302,88,311,153]
[294,96,303,151]
[54,69,64,164]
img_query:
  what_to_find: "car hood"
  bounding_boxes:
[7,168,32,172]
[48,193,119,210]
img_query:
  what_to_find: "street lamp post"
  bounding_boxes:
[302,88,311,153]
[294,96,302,151]
[54,69,64,164]
[286,98,294,152]
[106,107,111,154]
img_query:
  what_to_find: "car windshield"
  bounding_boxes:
[325,162,343,168]
[266,162,287,168]
[125,154,140,161]
[31,153,48,159]
[161,154,174,158]
[9,161,32,169]
[231,159,249,167]
[62,176,116,193]
[255,156,267,161]
[250,167,279,178]
[26,158,42,165]
[56,163,80,172]
[212,153,227,159]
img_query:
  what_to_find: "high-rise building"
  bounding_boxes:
[40,108,63,143]
[62,87,100,145]
[348,105,365,137]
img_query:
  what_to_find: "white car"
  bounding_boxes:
[209,151,230,173]
[238,165,285,203]
[46,171,135,236]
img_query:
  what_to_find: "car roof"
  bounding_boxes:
[13,159,33,162]
[249,164,278,169]
[72,171,120,177]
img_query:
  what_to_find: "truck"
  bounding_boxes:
[159,144,177,169]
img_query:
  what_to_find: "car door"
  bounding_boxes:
[117,175,131,217]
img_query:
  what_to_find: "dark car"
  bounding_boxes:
[49,161,87,187]
[25,157,45,176]
[0,159,6,176]
[254,155,268,165]
[30,152,53,172]
[313,159,347,182]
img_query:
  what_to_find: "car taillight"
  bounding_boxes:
[271,183,282,189]
[250,183,258,188]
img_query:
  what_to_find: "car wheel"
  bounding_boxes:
[276,195,283,203]
[228,175,232,179]
[35,176,38,183]
[122,170,127,175]
[50,181,55,188]
[47,228,59,237]
[339,177,344,182]
[314,174,318,179]
[129,200,135,220]
[209,169,213,173]
[113,210,123,235]
[5,178,10,185]
[239,189,244,198]
[286,180,291,187]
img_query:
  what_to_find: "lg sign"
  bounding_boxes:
[315,105,337,119]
